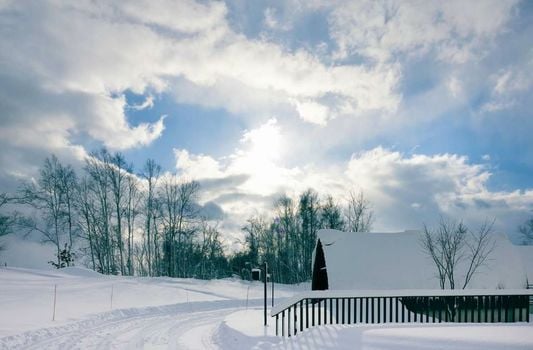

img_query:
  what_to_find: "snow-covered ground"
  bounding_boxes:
[1,267,532,349]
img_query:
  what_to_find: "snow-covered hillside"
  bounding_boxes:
[1,267,532,349]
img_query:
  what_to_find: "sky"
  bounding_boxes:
[0,0,532,246]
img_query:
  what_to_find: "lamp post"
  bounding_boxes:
[271,270,274,307]
[263,261,268,326]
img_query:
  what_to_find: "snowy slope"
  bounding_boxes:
[0,266,303,337]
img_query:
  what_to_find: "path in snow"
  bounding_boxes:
[0,299,265,350]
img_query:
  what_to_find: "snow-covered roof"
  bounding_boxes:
[316,229,529,290]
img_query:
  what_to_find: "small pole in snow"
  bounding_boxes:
[110,284,114,310]
[245,286,250,310]
[52,284,57,321]
[264,262,268,326]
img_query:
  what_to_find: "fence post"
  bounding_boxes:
[110,284,114,310]
[52,284,57,321]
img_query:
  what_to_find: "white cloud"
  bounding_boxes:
[175,120,533,242]
[129,95,154,111]
[493,68,531,95]
[328,0,519,63]
[264,8,283,30]
[0,0,403,180]
[293,100,330,125]
[447,76,462,98]
[481,67,532,113]
[175,149,224,180]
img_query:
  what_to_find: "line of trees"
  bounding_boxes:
[232,189,374,284]
[2,151,228,279]
[2,151,375,282]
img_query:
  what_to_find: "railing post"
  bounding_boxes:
[366,297,369,323]
[360,298,363,323]
[276,314,279,336]
[377,297,381,323]
[306,298,309,329]
[330,299,333,324]
[525,296,529,323]
[388,297,392,323]
[336,298,339,324]
[354,298,358,323]
[282,311,285,337]
[312,299,315,327]
[498,296,502,322]
[371,298,375,323]
[348,298,352,324]
[470,297,474,322]
[483,296,487,323]
[477,296,482,322]
[425,297,429,323]
[324,297,327,324]
[456,297,461,323]
[300,300,303,332]
[318,299,322,326]
[431,297,435,323]
[294,304,297,335]
[288,307,291,337]
[491,296,496,322]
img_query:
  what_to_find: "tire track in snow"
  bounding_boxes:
[0,299,263,350]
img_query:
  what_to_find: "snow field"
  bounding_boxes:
[1,267,533,349]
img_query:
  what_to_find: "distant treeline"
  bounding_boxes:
[0,150,373,283]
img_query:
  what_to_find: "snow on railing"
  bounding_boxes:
[271,289,533,337]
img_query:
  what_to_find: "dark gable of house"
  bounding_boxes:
[312,239,328,290]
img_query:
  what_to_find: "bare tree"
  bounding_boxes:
[345,190,374,232]
[58,163,78,249]
[421,218,495,289]
[462,220,495,289]
[0,193,17,251]
[108,152,129,275]
[159,176,199,277]
[125,173,141,276]
[84,150,113,273]
[140,159,161,276]
[75,177,98,271]
[421,223,447,289]
[518,217,533,245]
[18,156,75,268]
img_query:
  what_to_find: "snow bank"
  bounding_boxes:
[220,309,533,349]
[58,266,103,277]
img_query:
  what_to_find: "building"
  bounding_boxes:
[311,229,532,291]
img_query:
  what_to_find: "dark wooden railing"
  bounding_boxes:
[271,289,533,337]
